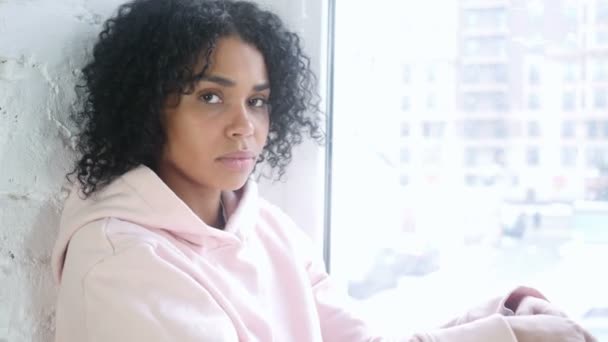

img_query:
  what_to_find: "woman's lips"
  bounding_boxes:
[216,151,256,172]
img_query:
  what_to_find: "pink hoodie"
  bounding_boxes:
[52,165,529,341]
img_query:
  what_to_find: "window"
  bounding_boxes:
[597,29,608,46]
[422,121,445,139]
[563,91,576,111]
[463,37,507,57]
[594,88,608,109]
[526,146,540,166]
[401,96,411,111]
[562,2,578,27]
[400,147,410,163]
[461,120,508,139]
[464,147,478,166]
[464,146,502,167]
[463,92,509,112]
[494,148,506,165]
[427,66,437,83]
[462,64,508,84]
[563,62,578,82]
[561,146,578,167]
[527,0,545,18]
[400,174,409,186]
[527,93,540,110]
[463,8,507,30]
[403,65,412,83]
[332,2,607,336]
[528,65,540,85]
[528,121,540,137]
[586,147,608,167]
[400,122,410,137]
[592,59,608,82]
[587,120,600,139]
[562,121,576,138]
[597,2,608,23]
[426,94,436,110]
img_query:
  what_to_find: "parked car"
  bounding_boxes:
[348,233,440,300]
[581,306,608,341]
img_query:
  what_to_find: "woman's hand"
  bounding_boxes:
[515,296,568,317]
[506,315,597,342]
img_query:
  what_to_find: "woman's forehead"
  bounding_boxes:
[193,36,269,84]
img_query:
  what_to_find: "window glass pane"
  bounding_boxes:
[403,65,412,83]
[592,58,608,82]
[401,96,411,111]
[331,0,608,337]
[563,91,576,111]
[563,62,579,82]
[401,122,411,137]
[561,146,578,167]
[598,1,608,24]
[528,93,541,110]
[597,29,608,46]
[462,64,508,83]
[562,120,576,138]
[594,88,608,109]
[528,65,541,84]
[528,121,541,137]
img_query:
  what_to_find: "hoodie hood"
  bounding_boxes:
[51,165,259,283]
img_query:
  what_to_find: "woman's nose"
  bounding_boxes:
[226,103,255,138]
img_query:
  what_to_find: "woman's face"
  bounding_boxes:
[160,35,270,191]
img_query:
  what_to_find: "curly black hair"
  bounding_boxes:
[70,0,324,195]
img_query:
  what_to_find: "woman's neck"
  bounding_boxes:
[156,165,224,228]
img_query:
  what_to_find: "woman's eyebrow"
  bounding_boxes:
[199,75,270,91]
[200,75,235,87]
[253,83,270,92]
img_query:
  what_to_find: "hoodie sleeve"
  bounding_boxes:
[308,257,517,342]
[267,203,521,342]
[438,286,548,329]
[283,220,518,342]
[76,243,239,342]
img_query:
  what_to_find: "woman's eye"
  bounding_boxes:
[249,98,268,108]
[200,93,222,104]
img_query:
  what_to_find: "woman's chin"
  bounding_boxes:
[218,175,251,191]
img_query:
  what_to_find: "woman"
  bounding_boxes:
[51,0,596,340]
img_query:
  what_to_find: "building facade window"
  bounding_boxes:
[402,64,411,83]
[594,88,607,109]
[587,120,600,139]
[527,93,541,110]
[528,121,540,137]
[462,64,508,84]
[562,121,576,138]
[561,146,578,167]
[401,96,411,111]
[563,62,578,82]
[463,91,509,112]
[526,146,540,166]
[563,91,576,111]
[400,147,410,163]
[422,121,445,139]
[528,65,541,85]
[592,59,608,82]
[400,122,410,137]
[463,8,507,30]
[463,37,507,57]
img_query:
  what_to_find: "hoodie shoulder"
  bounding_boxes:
[59,217,168,284]
[254,198,320,261]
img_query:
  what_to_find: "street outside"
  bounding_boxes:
[349,232,608,339]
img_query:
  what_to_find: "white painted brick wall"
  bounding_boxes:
[1,1,127,341]
[0,1,325,341]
